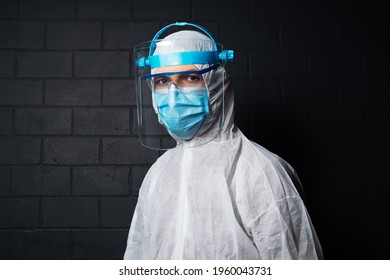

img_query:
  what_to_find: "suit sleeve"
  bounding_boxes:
[248,196,323,259]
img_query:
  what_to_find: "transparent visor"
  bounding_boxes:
[134,38,226,150]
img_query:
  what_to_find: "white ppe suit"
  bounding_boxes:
[124,31,323,260]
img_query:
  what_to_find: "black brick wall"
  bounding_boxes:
[0,0,389,259]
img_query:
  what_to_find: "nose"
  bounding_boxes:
[167,81,181,91]
[166,82,181,104]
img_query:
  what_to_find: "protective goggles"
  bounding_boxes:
[145,64,219,90]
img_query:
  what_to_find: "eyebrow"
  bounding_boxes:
[154,72,203,79]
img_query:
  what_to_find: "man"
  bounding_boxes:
[124,22,322,259]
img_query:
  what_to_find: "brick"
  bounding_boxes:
[131,107,168,136]
[192,0,249,20]
[343,194,372,224]
[310,0,363,23]
[338,223,372,259]
[45,79,100,106]
[73,166,129,195]
[0,137,41,164]
[43,137,99,164]
[0,80,42,105]
[160,21,220,41]
[0,108,12,135]
[72,230,128,259]
[102,79,134,105]
[339,78,390,106]
[225,51,248,78]
[341,134,370,163]
[310,108,364,134]
[19,0,75,19]
[101,198,136,227]
[131,165,150,195]
[251,107,309,137]
[371,195,390,231]
[134,0,189,19]
[74,108,130,135]
[9,230,70,259]
[371,164,390,193]
[308,164,369,194]
[281,23,336,50]
[0,199,39,228]
[77,0,131,19]
[0,21,44,49]
[104,22,159,50]
[338,23,389,50]
[252,0,308,21]
[15,108,71,135]
[369,135,390,163]
[0,231,9,259]
[42,198,98,227]
[47,22,101,50]
[251,52,307,77]
[12,166,70,196]
[233,78,280,106]
[338,78,368,106]
[371,227,390,258]
[75,51,129,78]
[364,0,390,22]
[221,22,278,51]
[0,51,14,77]
[249,113,311,165]
[309,51,362,77]
[0,167,10,197]
[305,193,343,226]
[367,108,390,134]
[365,51,390,77]
[309,52,339,76]
[309,135,340,163]
[281,78,337,106]
[366,78,390,105]
[102,137,159,164]
[18,52,72,78]
[0,0,17,18]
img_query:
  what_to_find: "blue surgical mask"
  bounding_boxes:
[154,87,209,140]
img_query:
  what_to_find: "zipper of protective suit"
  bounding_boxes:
[175,149,190,258]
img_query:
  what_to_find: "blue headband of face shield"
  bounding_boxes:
[136,22,234,69]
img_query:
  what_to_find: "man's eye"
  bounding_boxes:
[155,78,167,84]
[187,75,201,81]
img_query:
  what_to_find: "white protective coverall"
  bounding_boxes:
[124,31,323,260]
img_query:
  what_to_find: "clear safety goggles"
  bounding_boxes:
[145,65,219,91]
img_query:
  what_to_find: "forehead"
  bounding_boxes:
[153,64,200,74]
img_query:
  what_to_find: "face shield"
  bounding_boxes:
[134,22,234,150]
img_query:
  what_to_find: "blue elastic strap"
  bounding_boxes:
[143,64,220,80]
[137,22,234,68]
[149,22,218,56]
